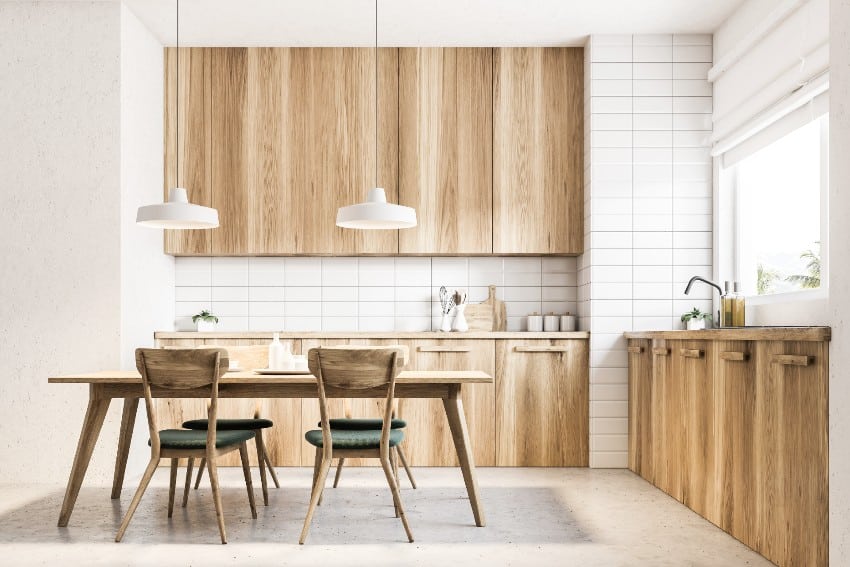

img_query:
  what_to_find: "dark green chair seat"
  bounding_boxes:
[322,418,407,430]
[183,418,274,430]
[151,429,255,450]
[305,428,404,449]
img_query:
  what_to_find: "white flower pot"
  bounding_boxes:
[686,318,706,331]
[196,320,218,332]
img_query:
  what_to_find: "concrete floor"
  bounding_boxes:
[0,468,771,566]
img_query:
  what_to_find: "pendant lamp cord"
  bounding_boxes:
[374,0,378,189]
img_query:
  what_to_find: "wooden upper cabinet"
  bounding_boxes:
[209,48,399,255]
[398,48,493,254]
[164,48,212,255]
[493,48,584,255]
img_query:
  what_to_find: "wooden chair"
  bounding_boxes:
[325,399,417,490]
[300,347,414,544]
[115,348,257,544]
[182,345,280,506]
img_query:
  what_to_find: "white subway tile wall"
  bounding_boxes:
[174,256,577,332]
[583,34,713,468]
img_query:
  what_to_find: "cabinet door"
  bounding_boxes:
[627,339,653,479]
[673,340,718,523]
[493,47,584,254]
[397,340,495,466]
[210,48,399,255]
[713,340,757,546]
[299,338,406,466]
[398,48,492,254]
[753,340,828,567]
[496,340,589,466]
[650,339,682,497]
[164,47,212,255]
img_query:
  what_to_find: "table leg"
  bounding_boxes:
[111,397,139,499]
[443,384,486,527]
[58,387,111,527]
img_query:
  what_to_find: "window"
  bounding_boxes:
[729,115,829,297]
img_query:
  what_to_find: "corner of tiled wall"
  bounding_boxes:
[584,33,713,469]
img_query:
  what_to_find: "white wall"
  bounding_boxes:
[174,256,576,332]
[120,5,173,478]
[829,0,850,560]
[0,2,124,484]
[581,34,714,468]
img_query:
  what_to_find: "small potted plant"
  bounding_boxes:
[681,307,712,330]
[192,309,219,332]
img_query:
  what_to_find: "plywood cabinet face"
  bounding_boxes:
[650,339,681,498]
[164,48,212,255]
[398,48,493,254]
[495,339,589,466]
[399,339,496,466]
[193,48,398,255]
[627,339,653,478]
[493,47,584,255]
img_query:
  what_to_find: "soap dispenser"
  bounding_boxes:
[721,281,734,327]
[268,333,285,370]
[732,282,746,327]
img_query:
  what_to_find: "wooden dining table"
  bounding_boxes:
[49,369,492,529]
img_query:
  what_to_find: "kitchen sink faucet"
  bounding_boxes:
[683,276,725,328]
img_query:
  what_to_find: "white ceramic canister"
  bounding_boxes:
[527,312,543,332]
[560,313,577,332]
[543,313,560,332]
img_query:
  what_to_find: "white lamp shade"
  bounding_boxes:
[336,188,417,230]
[136,188,219,229]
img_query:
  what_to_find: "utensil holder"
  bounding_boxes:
[452,304,469,332]
[440,312,453,332]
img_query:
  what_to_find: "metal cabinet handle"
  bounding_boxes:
[680,349,704,359]
[772,354,812,366]
[627,346,644,354]
[417,346,472,353]
[719,351,749,361]
[652,348,670,356]
[514,346,572,353]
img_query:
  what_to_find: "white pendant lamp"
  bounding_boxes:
[336,0,416,231]
[136,0,219,230]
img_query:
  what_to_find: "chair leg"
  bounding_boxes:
[194,457,206,489]
[167,458,178,518]
[239,442,258,519]
[333,458,345,488]
[254,431,269,506]
[300,452,331,544]
[263,451,281,489]
[115,457,159,542]
[207,456,227,544]
[396,444,417,489]
[379,455,414,543]
[391,450,400,490]
[182,458,194,507]
[312,448,325,506]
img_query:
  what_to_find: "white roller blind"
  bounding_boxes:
[712,0,829,160]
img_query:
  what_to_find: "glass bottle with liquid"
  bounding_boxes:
[721,281,734,327]
[732,281,746,327]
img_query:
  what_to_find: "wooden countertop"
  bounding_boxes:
[624,327,830,341]
[155,331,590,340]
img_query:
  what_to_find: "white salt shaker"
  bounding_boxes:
[543,313,560,332]
[527,312,543,332]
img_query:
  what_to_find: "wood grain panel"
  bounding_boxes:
[164,47,212,255]
[398,48,492,254]
[753,340,828,567]
[651,339,682,497]
[399,339,495,466]
[495,339,588,466]
[627,339,653,478]
[493,47,584,254]
[284,48,398,255]
[713,340,757,548]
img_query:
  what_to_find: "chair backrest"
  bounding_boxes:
[135,348,229,455]
[307,347,400,457]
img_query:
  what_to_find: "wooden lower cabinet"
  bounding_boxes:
[628,335,828,567]
[495,340,589,466]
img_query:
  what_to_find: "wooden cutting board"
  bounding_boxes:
[464,285,507,331]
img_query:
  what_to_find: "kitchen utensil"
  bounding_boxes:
[464,285,507,331]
